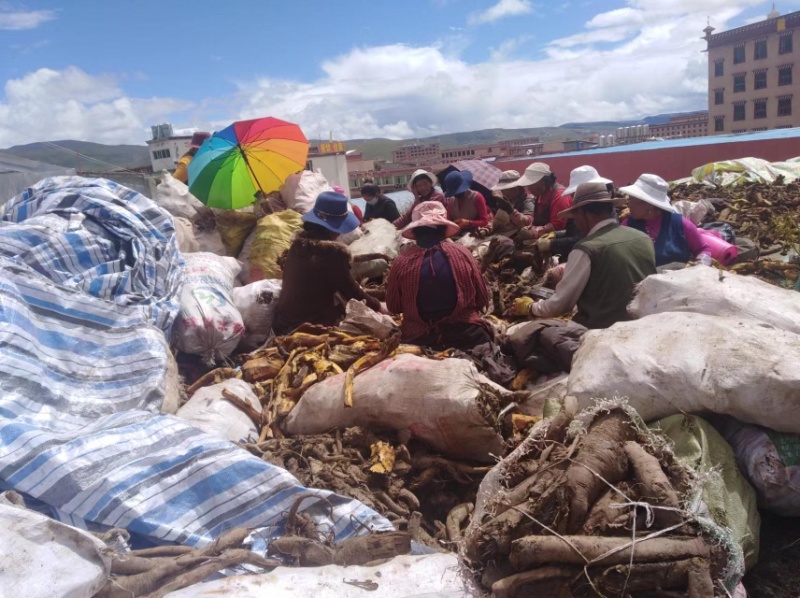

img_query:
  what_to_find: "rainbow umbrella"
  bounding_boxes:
[188,117,309,209]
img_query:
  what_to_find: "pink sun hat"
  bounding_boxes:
[401,201,460,240]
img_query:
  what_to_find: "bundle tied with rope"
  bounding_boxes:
[460,398,743,598]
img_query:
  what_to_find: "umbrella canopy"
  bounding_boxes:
[188,117,308,209]
[436,159,503,201]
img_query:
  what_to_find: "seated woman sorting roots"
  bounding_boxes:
[386,201,491,351]
[273,191,381,335]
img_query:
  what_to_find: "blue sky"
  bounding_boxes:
[1,0,796,146]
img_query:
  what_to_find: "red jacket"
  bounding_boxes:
[386,241,489,342]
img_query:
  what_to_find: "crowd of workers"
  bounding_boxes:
[271,160,715,360]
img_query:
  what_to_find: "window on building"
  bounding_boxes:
[779,96,793,116]
[733,74,746,92]
[152,149,171,160]
[780,34,793,55]
[754,70,768,89]
[754,39,768,60]
[734,45,746,64]
[779,65,793,85]
[733,102,746,121]
[714,89,724,105]
[714,60,724,76]
[714,116,724,132]
[754,99,767,119]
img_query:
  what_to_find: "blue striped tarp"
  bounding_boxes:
[0,176,183,334]
[0,177,391,548]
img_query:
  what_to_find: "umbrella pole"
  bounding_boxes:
[239,146,265,195]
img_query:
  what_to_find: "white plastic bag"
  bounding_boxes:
[671,199,715,225]
[194,225,227,256]
[163,554,469,598]
[232,280,282,352]
[172,253,244,363]
[711,416,800,517]
[568,312,800,433]
[174,216,200,253]
[176,378,260,443]
[155,171,205,219]
[280,170,333,214]
[629,266,800,335]
[283,354,509,462]
[349,219,400,280]
[0,493,111,598]
[337,298,397,340]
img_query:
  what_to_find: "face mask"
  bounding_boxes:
[367,197,380,206]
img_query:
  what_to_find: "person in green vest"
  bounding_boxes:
[511,182,656,329]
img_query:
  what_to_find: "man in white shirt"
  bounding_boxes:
[511,182,656,330]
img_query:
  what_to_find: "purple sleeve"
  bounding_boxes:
[682,217,712,257]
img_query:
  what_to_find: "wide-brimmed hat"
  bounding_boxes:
[190,131,210,148]
[407,169,438,192]
[402,201,460,240]
[516,162,552,187]
[557,182,622,219]
[564,165,612,195]
[302,191,360,234]
[618,174,676,213]
[444,170,473,197]
[492,170,522,191]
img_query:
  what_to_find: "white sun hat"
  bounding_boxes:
[564,165,612,196]
[618,174,677,213]
[492,170,522,191]
[515,162,552,187]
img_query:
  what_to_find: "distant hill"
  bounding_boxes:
[2,140,150,172]
[4,110,706,168]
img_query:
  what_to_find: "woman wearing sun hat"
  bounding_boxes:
[386,201,490,350]
[620,174,713,267]
[394,169,445,229]
[273,191,381,335]
[443,170,491,231]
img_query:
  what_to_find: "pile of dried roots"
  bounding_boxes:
[242,426,491,551]
[462,401,733,597]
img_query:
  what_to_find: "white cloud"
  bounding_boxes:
[0,9,55,30]
[0,67,191,147]
[468,0,532,25]
[489,35,532,60]
[0,0,776,147]
[233,1,765,140]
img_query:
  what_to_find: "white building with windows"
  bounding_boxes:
[146,123,192,172]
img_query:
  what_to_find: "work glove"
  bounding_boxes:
[535,238,552,254]
[697,253,713,267]
[510,296,534,317]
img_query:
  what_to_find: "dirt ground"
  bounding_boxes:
[744,512,800,598]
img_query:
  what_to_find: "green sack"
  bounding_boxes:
[651,414,761,571]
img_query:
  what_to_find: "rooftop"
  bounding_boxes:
[499,126,800,161]
[707,9,800,49]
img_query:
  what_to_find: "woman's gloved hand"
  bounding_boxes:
[510,296,534,317]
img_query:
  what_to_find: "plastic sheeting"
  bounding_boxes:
[685,156,800,186]
[0,176,183,334]
[0,176,391,550]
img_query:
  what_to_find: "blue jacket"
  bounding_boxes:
[627,211,690,266]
